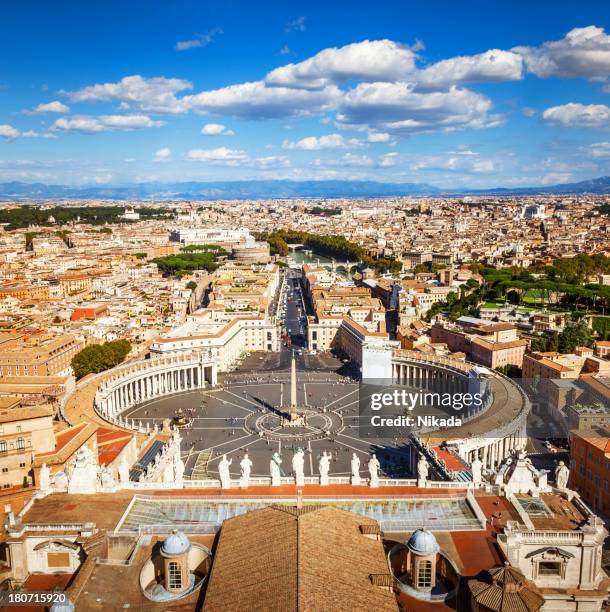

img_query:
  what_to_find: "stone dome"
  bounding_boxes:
[162,530,191,556]
[407,528,440,555]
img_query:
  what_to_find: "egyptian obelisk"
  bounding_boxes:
[290,352,298,421]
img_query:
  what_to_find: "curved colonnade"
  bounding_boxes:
[391,350,529,472]
[94,352,218,429]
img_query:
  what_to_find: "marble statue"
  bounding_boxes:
[270,452,282,486]
[173,452,185,484]
[240,452,253,488]
[368,453,380,488]
[292,448,305,487]
[318,451,330,486]
[39,463,50,492]
[417,453,429,486]
[218,454,232,489]
[555,460,570,490]
[67,445,99,495]
[98,465,115,491]
[351,453,361,486]
[471,454,483,486]
[118,456,130,484]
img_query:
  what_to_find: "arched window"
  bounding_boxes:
[168,561,182,590]
[417,560,432,589]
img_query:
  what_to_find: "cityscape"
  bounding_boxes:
[0,2,610,611]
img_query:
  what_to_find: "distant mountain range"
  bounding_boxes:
[1,176,610,200]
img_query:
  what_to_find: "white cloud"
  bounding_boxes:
[279,45,291,56]
[417,50,523,87]
[542,103,610,128]
[28,100,70,114]
[0,124,55,140]
[201,123,234,136]
[0,124,20,139]
[282,133,364,150]
[183,81,341,119]
[65,75,192,114]
[472,159,495,173]
[51,114,165,134]
[521,107,537,117]
[153,147,171,162]
[583,141,610,158]
[515,26,610,80]
[379,152,398,167]
[367,131,391,142]
[185,147,249,165]
[285,16,306,32]
[265,40,416,90]
[185,147,289,168]
[337,83,502,134]
[176,28,223,52]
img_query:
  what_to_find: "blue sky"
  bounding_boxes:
[1,0,610,188]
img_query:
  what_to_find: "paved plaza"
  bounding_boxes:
[123,351,413,480]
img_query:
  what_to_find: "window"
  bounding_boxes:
[19,463,25,468]
[0,441,6,453]
[1,468,7,473]
[168,561,182,590]
[417,560,432,589]
[538,561,561,576]
[16,438,24,451]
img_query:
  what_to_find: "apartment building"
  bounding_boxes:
[0,334,85,377]
[430,318,527,369]
[0,397,55,489]
[570,429,610,515]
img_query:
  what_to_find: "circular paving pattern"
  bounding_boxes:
[122,351,413,481]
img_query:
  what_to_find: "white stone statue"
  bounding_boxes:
[218,454,232,489]
[417,454,429,486]
[471,454,483,486]
[118,456,130,484]
[351,453,361,486]
[318,451,331,486]
[39,463,50,492]
[240,453,253,488]
[555,460,570,490]
[173,452,185,484]
[292,448,305,487]
[98,465,116,491]
[270,452,282,486]
[67,445,99,495]
[368,453,380,488]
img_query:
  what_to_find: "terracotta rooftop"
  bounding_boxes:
[202,505,398,612]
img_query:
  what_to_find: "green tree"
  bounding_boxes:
[71,339,131,379]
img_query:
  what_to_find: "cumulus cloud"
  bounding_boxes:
[65,75,192,114]
[585,141,610,157]
[265,40,417,90]
[27,100,70,114]
[542,102,610,128]
[0,124,55,140]
[0,124,21,139]
[201,123,234,135]
[282,133,365,150]
[153,147,171,162]
[417,50,523,87]
[185,147,289,168]
[183,81,341,119]
[337,83,502,134]
[285,16,306,32]
[51,114,165,134]
[367,131,391,142]
[176,28,223,51]
[515,26,610,80]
